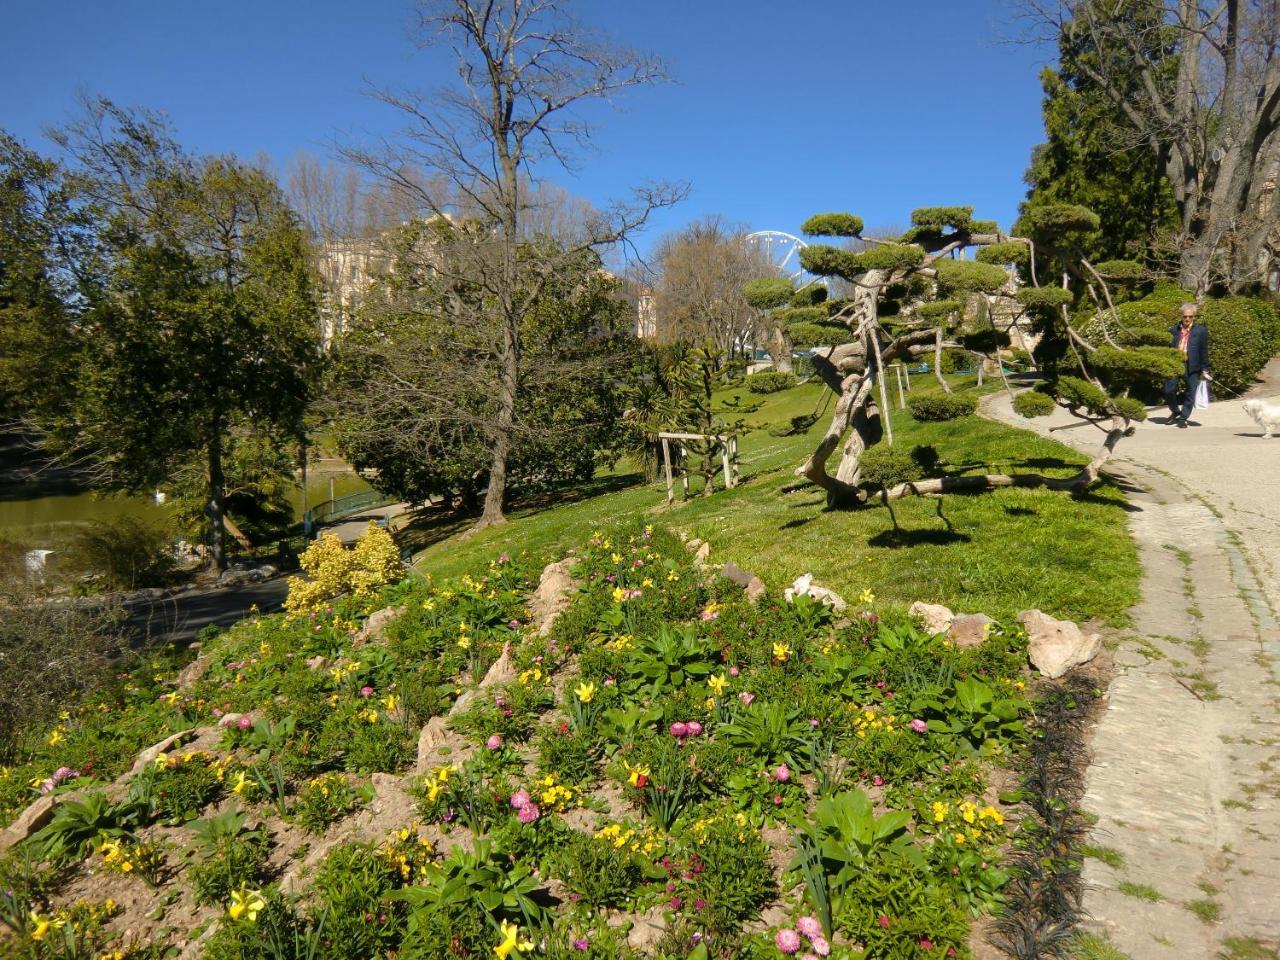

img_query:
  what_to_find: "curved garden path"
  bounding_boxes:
[984,386,1280,959]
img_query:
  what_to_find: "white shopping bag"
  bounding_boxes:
[1194,379,1210,409]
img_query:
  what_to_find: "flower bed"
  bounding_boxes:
[1,523,1051,960]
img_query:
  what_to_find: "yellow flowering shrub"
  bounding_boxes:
[285,523,404,617]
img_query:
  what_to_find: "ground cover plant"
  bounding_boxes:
[0,518,1074,959]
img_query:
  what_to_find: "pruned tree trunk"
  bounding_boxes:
[773,324,793,373]
[933,327,952,394]
[480,315,519,527]
[206,426,227,571]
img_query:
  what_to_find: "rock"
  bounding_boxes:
[355,605,405,644]
[694,541,711,564]
[0,795,56,852]
[478,645,516,689]
[176,653,212,688]
[625,906,668,951]
[685,538,703,552]
[129,729,196,778]
[1019,609,1102,679]
[529,559,577,636]
[783,573,847,613]
[720,561,767,603]
[217,713,243,728]
[416,717,450,771]
[909,601,955,636]
[947,613,995,648]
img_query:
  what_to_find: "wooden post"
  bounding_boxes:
[680,445,689,498]
[721,439,732,491]
[869,331,894,446]
[730,437,740,487]
[895,363,907,409]
[977,357,985,386]
[661,437,674,505]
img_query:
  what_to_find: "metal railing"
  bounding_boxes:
[307,490,397,527]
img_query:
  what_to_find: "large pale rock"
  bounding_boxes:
[529,559,578,636]
[720,561,767,603]
[625,906,668,951]
[783,573,847,613]
[0,795,56,852]
[128,729,196,778]
[416,717,450,771]
[477,645,516,689]
[947,613,995,648]
[175,653,212,688]
[1019,609,1102,678]
[694,541,711,564]
[355,605,405,644]
[909,601,955,636]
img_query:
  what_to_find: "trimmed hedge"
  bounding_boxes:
[1016,286,1074,310]
[934,259,1009,295]
[742,277,794,310]
[788,321,856,348]
[976,241,1030,267]
[859,443,941,488]
[909,393,978,421]
[1013,390,1056,418]
[801,213,864,237]
[745,371,798,394]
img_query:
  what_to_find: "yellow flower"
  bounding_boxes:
[666,571,678,582]
[931,801,948,823]
[611,587,626,604]
[29,910,62,941]
[708,674,728,696]
[363,709,379,724]
[772,642,791,663]
[611,553,622,564]
[384,694,398,712]
[161,691,180,706]
[962,805,976,825]
[642,578,654,588]
[859,588,875,605]
[575,681,596,704]
[232,771,253,796]
[228,886,266,923]
[494,919,534,958]
[457,636,471,649]
[954,832,966,845]
[626,763,650,787]
[47,729,63,747]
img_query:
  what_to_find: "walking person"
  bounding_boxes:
[1163,302,1210,428]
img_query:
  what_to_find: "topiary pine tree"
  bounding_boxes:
[745,203,1180,509]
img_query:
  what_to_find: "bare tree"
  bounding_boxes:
[1016,0,1280,293]
[341,0,685,527]
[648,216,776,359]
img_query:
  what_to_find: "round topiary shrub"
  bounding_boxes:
[909,393,978,421]
[1013,390,1056,418]
[859,443,941,489]
[746,371,798,394]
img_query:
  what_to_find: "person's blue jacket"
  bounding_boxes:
[1169,322,1209,374]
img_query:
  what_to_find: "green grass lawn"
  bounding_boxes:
[412,374,1139,625]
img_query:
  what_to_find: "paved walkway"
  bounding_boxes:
[985,391,1280,959]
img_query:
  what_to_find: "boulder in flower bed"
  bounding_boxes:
[784,573,847,612]
[720,560,767,602]
[947,613,996,648]
[1019,608,1102,678]
[529,558,577,636]
[909,601,955,635]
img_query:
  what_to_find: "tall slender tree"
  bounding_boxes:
[342,0,685,528]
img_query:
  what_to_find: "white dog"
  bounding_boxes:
[1243,398,1280,437]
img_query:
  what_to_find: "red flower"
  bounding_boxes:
[635,774,648,788]
[877,915,891,929]
[918,939,934,951]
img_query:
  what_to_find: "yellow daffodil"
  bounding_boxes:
[228,886,266,923]
[611,553,622,564]
[28,910,63,941]
[611,586,626,604]
[575,681,596,703]
[47,729,63,747]
[772,642,791,663]
[708,673,728,696]
[494,919,534,958]
[232,771,253,796]
[161,691,180,706]
[383,694,398,712]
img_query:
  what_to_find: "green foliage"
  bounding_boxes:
[975,242,1030,266]
[1016,203,1101,243]
[791,285,828,307]
[933,259,1009,295]
[913,299,962,321]
[1056,376,1111,417]
[787,322,856,348]
[741,277,794,310]
[788,790,914,938]
[130,753,225,823]
[745,371,797,394]
[392,840,549,932]
[1093,259,1145,282]
[719,702,815,771]
[1112,396,1148,422]
[1090,345,1185,383]
[1200,296,1280,394]
[859,443,940,489]
[1016,286,1075,310]
[188,807,270,906]
[776,306,827,326]
[851,244,926,272]
[292,773,364,835]
[551,831,643,908]
[909,393,978,421]
[911,206,975,230]
[797,245,864,280]
[24,792,140,862]
[1013,390,1057,418]
[62,516,177,592]
[801,213,864,237]
[625,626,715,697]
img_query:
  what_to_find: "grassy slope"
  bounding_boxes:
[413,376,1139,625]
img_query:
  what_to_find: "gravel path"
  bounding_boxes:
[985,391,1280,959]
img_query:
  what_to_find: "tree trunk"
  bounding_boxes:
[933,327,952,394]
[480,318,519,527]
[207,427,227,571]
[773,324,793,373]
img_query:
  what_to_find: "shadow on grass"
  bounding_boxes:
[868,527,972,548]
[779,516,817,531]
[1003,505,1037,516]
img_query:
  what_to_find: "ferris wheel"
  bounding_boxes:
[745,230,810,280]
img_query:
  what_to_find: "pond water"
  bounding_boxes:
[0,471,373,548]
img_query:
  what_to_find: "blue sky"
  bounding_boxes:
[1,1,1054,253]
